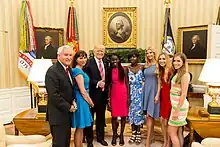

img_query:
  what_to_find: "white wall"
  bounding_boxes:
[0,87,32,124]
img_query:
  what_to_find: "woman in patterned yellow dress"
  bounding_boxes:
[168,53,190,147]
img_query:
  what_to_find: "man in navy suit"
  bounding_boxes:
[45,45,76,147]
[84,45,109,147]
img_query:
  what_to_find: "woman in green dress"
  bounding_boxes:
[168,53,190,147]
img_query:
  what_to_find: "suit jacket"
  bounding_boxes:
[186,43,206,59]
[84,57,109,105]
[37,44,57,59]
[45,61,74,125]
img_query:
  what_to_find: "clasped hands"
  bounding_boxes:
[98,80,105,89]
[69,100,77,112]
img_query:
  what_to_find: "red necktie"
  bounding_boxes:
[65,67,73,85]
[99,60,104,80]
[65,67,69,76]
[99,60,105,91]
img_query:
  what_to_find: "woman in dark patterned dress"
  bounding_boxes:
[127,51,144,145]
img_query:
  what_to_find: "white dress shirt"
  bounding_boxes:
[58,60,73,85]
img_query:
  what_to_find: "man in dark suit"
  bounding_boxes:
[37,36,57,59]
[84,45,109,147]
[45,45,76,147]
[185,35,206,59]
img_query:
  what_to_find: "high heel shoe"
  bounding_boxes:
[135,131,142,145]
[128,130,136,144]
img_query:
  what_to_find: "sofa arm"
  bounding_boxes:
[201,138,220,147]
[0,121,6,147]
[0,139,6,147]
[6,135,46,146]
[6,139,52,147]
[191,142,204,147]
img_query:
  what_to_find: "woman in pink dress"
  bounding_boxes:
[107,53,129,146]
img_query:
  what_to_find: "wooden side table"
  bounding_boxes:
[187,106,220,146]
[13,109,50,136]
[187,92,204,99]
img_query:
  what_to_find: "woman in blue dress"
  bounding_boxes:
[71,50,94,147]
[127,50,144,145]
[143,47,160,147]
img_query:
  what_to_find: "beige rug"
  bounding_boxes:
[4,111,189,147]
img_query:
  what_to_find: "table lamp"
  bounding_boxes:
[27,59,53,113]
[199,58,220,114]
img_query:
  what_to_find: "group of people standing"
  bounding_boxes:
[45,44,190,147]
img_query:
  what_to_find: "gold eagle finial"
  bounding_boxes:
[164,0,171,5]
[69,0,75,7]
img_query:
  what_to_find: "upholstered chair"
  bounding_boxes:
[191,138,220,147]
[0,121,52,147]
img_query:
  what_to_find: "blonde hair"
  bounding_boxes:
[145,47,156,68]
[156,53,173,83]
[172,52,188,84]
[94,44,105,51]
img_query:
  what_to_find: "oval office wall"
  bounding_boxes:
[0,0,220,123]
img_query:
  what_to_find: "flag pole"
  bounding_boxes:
[216,6,220,25]
[162,0,175,56]
[164,0,171,42]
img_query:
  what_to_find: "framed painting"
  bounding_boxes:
[103,7,137,48]
[177,25,208,64]
[35,27,64,59]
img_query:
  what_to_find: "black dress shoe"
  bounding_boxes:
[97,140,108,146]
[87,143,93,147]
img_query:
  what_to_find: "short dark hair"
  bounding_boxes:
[72,50,88,68]
[108,53,125,83]
[128,50,140,61]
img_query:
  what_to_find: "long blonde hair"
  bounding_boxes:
[145,47,156,68]
[172,53,188,84]
[156,53,172,83]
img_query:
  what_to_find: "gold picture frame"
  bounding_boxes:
[103,7,137,48]
[34,27,64,59]
[177,25,208,64]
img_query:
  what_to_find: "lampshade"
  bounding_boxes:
[199,58,220,86]
[27,59,53,86]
